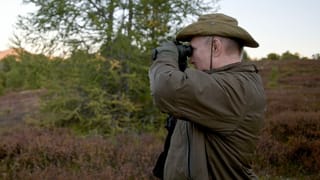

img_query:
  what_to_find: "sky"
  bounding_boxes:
[217,0,320,59]
[0,0,35,51]
[0,0,319,59]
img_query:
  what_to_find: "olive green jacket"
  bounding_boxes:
[149,45,266,180]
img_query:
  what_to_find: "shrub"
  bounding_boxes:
[0,50,163,135]
[0,125,162,179]
[254,60,320,178]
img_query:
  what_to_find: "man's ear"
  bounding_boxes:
[212,38,222,57]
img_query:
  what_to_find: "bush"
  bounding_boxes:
[0,126,162,180]
[257,111,320,175]
[0,50,163,135]
[254,60,320,178]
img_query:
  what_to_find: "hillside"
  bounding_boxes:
[0,49,18,60]
[254,59,320,177]
[0,89,45,126]
[1,59,318,126]
[0,59,319,179]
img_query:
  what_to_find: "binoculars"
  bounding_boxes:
[176,42,192,71]
[152,41,193,71]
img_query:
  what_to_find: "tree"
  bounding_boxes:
[13,0,220,134]
[16,0,220,55]
[280,51,300,60]
[242,50,251,61]
[267,53,280,60]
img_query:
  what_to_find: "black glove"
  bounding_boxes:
[152,41,179,61]
[152,41,192,72]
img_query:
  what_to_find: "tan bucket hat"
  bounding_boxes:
[176,13,259,48]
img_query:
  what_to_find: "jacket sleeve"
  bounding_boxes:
[149,49,247,134]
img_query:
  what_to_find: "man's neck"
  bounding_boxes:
[213,54,241,69]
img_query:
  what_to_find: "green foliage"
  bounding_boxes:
[37,51,144,135]
[267,66,279,88]
[10,0,220,134]
[280,51,300,60]
[242,50,251,61]
[0,72,5,95]
[0,52,52,92]
[0,49,163,135]
[267,53,280,60]
[16,0,219,55]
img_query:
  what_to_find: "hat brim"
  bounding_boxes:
[176,21,259,48]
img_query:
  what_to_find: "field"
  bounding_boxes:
[0,59,320,179]
[255,60,320,179]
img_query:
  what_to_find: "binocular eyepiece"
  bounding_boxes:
[176,42,192,71]
[176,44,193,60]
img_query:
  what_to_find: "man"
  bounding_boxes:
[149,13,266,179]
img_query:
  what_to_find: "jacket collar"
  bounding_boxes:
[204,62,258,74]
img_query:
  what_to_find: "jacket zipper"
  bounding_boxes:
[186,122,191,178]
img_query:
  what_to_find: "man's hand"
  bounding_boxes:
[152,41,191,71]
[152,41,179,62]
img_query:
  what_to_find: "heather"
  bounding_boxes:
[1,0,319,178]
[0,126,161,179]
[255,60,320,178]
[0,56,320,179]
